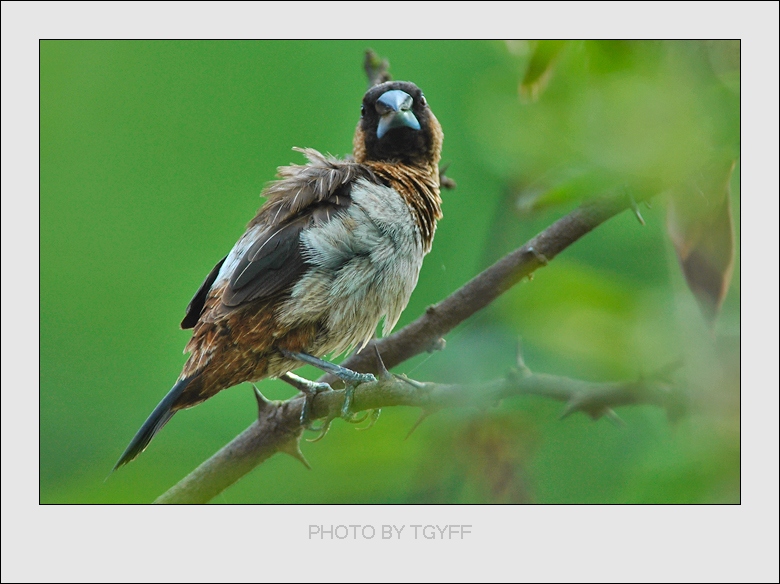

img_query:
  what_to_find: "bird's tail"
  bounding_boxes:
[112,377,194,471]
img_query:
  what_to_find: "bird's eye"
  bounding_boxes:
[420,94,427,107]
[361,105,366,117]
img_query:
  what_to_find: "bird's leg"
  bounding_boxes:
[282,351,376,419]
[283,351,376,384]
[279,372,332,427]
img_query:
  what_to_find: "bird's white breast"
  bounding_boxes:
[279,178,425,356]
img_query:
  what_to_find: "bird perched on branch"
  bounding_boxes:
[114,80,444,469]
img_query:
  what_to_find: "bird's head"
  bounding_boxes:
[353,81,443,169]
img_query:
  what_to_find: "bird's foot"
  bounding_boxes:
[279,372,332,427]
[341,385,357,419]
[355,408,382,431]
[282,351,377,424]
[282,351,376,385]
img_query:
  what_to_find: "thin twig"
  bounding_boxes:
[364,49,392,87]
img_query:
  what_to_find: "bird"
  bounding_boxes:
[113,80,444,470]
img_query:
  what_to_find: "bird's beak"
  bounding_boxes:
[375,90,421,139]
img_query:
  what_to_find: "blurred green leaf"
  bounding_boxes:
[667,157,736,324]
[519,40,567,102]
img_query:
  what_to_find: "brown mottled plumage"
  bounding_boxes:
[115,81,443,469]
[365,161,442,251]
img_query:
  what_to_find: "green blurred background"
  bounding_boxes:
[40,40,740,504]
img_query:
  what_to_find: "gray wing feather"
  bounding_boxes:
[215,150,365,312]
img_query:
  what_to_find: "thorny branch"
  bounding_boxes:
[153,186,670,504]
[152,51,678,504]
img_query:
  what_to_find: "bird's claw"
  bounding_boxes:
[300,384,332,427]
[280,351,381,433]
[300,382,332,427]
[344,408,369,424]
[341,385,356,419]
[279,372,332,427]
[306,415,336,442]
[356,408,381,431]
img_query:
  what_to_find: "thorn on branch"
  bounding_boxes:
[252,384,274,416]
[560,394,603,420]
[405,408,438,440]
[278,437,312,470]
[373,345,393,381]
[515,338,531,375]
[628,193,646,226]
[525,246,549,266]
[397,374,429,390]
[604,408,625,427]
[559,396,626,424]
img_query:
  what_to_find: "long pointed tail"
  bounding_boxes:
[113,377,193,471]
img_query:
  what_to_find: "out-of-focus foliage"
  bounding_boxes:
[40,41,739,504]
[667,157,736,323]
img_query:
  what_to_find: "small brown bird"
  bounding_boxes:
[114,80,443,469]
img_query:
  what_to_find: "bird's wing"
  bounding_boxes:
[181,256,226,329]
[181,149,369,327]
[220,216,311,308]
